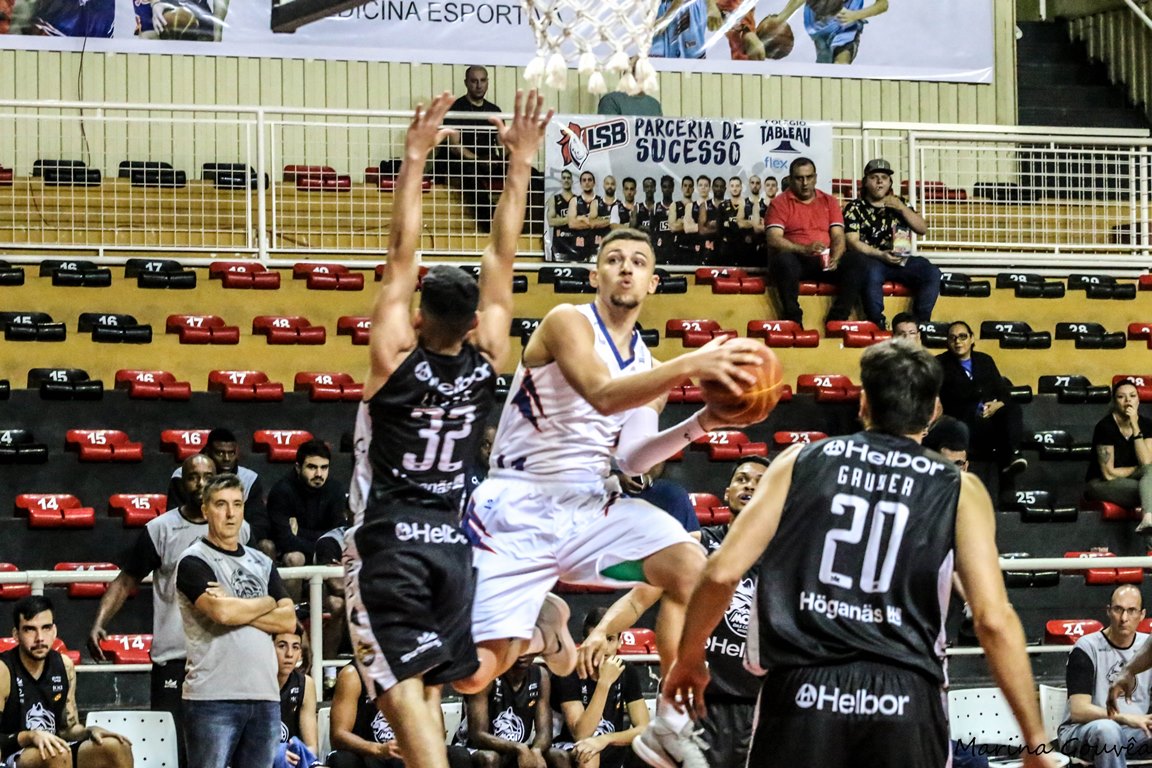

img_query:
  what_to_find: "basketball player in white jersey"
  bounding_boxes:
[455,227,767,767]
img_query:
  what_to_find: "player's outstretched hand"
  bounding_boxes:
[687,336,767,396]
[404,92,458,158]
[491,89,553,161]
[576,627,609,680]
[662,658,709,720]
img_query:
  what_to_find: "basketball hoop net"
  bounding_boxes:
[520,0,660,96]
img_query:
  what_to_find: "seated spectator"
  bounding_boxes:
[936,321,1026,476]
[267,439,347,595]
[582,458,770,768]
[842,158,938,328]
[766,156,865,326]
[923,415,971,472]
[89,452,235,768]
[456,655,567,768]
[1086,379,1152,534]
[176,473,296,768]
[168,427,272,557]
[1057,585,1152,765]
[313,518,350,664]
[552,608,647,768]
[0,596,133,768]
[889,311,921,343]
[328,663,471,768]
[275,626,318,768]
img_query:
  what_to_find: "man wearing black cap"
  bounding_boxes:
[842,158,937,329]
[343,90,552,768]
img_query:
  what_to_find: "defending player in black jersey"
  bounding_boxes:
[343,90,552,768]
[663,340,1056,768]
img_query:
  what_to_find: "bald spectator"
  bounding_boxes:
[168,428,270,556]
[766,157,865,326]
[434,64,503,232]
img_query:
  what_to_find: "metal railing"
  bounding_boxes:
[0,556,1145,696]
[0,99,1149,272]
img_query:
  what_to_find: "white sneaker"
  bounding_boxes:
[535,593,577,677]
[632,715,709,768]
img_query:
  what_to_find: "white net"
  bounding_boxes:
[521,0,661,95]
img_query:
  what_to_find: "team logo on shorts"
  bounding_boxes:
[491,707,525,742]
[723,577,755,637]
[280,721,290,743]
[372,711,395,742]
[24,702,56,732]
[593,718,616,737]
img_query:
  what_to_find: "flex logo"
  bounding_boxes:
[557,120,629,167]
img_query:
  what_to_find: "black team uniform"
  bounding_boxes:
[746,432,960,768]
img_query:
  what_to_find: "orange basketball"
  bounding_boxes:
[755,18,795,60]
[700,347,785,426]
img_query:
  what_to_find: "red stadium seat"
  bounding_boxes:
[1082,499,1142,521]
[798,282,837,296]
[747,320,820,349]
[842,330,893,348]
[773,431,828,447]
[165,314,240,345]
[15,494,95,528]
[665,319,722,339]
[297,175,352,191]
[51,639,80,665]
[1085,568,1144,585]
[710,507,732,525]
[108,494,167,527]
[691,431,768,462]
[294,372,364,402]
[825,321,881,339]
[796,374,862,402]
[293,263,364,291]
[0,564,31,600]
[337,316,372,345]
[694,267,749,285]
[711,275,765,295]
[65,430,144,462]
[667,385,705,405]
[1044,619,1103,644]
[689,493,723,524]
[208,370,284,402]
[54,562,116,598]
[253,429,314,462]
[617,627,656,655]
[283,164,336,183]
[1112,374,1152,402]
[160,429,210,460]
[1062,550,1114,574]
[114,370,192,401]
[831,178,859,198]
[1140,275,1152,292]
[252,316,327,345]
[98,634,153,664]
[209,261,281,290]
[882,282,911,297]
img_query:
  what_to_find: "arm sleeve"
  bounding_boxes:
[616,408,707,477]
[120,528,162,580]
[1065,647,1096,697]
[765,198,786,230]
[176,556,215,604]
[267,569,290,602]
[554,672,582,705]
[620,665,644,703]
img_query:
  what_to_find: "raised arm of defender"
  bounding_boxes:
[472,91,553,369]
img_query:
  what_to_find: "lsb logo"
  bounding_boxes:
[557,120,629,167]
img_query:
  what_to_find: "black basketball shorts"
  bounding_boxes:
[344,502,479,696]
[748,661,949,768]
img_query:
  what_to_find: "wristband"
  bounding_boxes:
[0,732,19,754]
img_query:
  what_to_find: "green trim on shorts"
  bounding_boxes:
[600,559,648,583]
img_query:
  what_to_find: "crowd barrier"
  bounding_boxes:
[0,100,1148,272]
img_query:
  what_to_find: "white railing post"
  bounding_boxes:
[256,108,269,264]
[309,573,325,700]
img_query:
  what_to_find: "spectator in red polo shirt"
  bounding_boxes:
[765,157,866,326]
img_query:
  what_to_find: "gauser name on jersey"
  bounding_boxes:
[799,590,903,626]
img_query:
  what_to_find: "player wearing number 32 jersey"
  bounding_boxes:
[664,340,1058,768]
[343,91,553,768]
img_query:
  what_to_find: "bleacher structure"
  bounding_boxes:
[0,98,1151,755]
